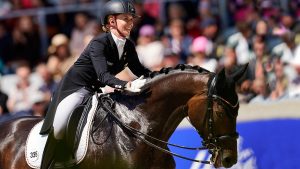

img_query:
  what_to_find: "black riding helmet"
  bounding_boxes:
[101,0,139,26]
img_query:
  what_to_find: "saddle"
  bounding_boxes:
[66,95,92,155]
[66,93,115,155]
[25,94,115,168]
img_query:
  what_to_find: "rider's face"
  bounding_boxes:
[114,14,134,38]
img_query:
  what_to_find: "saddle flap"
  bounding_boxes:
[66,96,92,154]
[25,94,99,169]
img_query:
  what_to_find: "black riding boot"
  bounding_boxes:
[40,131,58,169]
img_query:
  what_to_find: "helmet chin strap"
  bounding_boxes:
[112,16,127,39]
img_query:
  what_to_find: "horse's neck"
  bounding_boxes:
[145,72,208,140]
[159,105,187,141]
[114,102,150,134]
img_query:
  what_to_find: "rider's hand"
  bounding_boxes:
[100,86,115,94]
[125,76,146,92]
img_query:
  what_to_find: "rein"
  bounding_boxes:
[97,95,211,164]
[201,74,239,164]
[94,73,239,165]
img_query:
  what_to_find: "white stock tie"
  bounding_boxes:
[116,39,126,59]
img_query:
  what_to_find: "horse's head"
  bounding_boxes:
[187,64,248,168]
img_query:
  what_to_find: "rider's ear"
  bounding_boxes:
[108,16,115,25]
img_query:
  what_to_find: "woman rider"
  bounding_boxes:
[39,0,151,168]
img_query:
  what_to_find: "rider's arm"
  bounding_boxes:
[89,39,128,89]
[126,40,151,77]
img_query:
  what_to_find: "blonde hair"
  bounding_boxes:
[102,15,115,32]
[102,25,109,32]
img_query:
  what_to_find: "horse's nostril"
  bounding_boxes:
[222,156,235,168]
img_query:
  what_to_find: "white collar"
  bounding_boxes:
[111,32,126,59]
[111,32,126,47]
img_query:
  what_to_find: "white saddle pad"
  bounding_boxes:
[25,95,99,168]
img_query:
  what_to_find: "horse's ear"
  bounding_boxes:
[217,68,226,81]
[229,63,248,82]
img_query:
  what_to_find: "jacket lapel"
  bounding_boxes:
[122,41,129,61]
[107,33,120,61]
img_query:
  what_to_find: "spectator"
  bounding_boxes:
[136,24,164,71]
[47,33,74,82]
[6,62,40,114]
[29,91,47,117]
[255,20,269,37]
[187,36,217,72]
[268,58,289,100]
[280,13,295,31]
[225,20,253,66]
[166,3,188,23]
[223,45,238,71]
[162,49,181,68]
[238,37,268,103]
[185,0,215,39]
[200,17,221,60]
[2,0,300,106]
[161,19,193,63]
[130,0,157,42]
[288,45,300,98]
[198,0,214,19]
[69,12,98,58]
[201,17,219,42]
[249,76,270,103]
[10,16,41,69]
[35,63,58,103]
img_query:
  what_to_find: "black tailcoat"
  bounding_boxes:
[40,33,150,134]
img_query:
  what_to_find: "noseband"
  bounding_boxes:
[202,74,239,164]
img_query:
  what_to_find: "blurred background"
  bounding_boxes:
[0,0,299,168]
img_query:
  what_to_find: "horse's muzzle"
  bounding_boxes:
[221,149,237,168]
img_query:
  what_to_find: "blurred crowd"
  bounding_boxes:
[1,0,300,123]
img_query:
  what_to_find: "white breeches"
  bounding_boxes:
[52,88,90,139]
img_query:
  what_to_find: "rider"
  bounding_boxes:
[39,0,151,168]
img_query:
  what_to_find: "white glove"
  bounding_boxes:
[125,76,146,92]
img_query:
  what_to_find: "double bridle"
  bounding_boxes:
[201,74,239,164]
[96,73,239,165]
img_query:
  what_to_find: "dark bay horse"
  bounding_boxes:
[0,64,247,169]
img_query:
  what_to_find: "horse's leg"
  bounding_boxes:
[0,118,41,169]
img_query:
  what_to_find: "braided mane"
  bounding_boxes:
[145,64,212,79]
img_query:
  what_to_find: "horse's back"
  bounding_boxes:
[0,116,42,169]
[0,116,42,139]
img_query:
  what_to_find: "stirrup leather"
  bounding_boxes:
[40,131,57,169]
